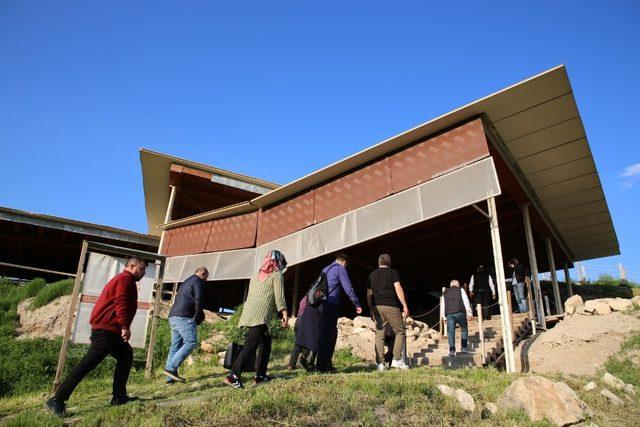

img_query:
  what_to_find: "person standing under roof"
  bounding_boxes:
[224,250,288,389]
[469,264,496,320]
[442,279,474,357]
[47,257,147,416]
[164,267,208,383]
[507,258,530,313]
[315,253,362,373]
[368,253,410,371]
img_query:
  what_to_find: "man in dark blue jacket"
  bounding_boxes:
[164,267,208,383]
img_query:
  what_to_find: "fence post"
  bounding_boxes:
[477,303,486,365]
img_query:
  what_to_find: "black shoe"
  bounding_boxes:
[300,357,313,372]
[166,378,175,385]
[253,374,272,385]
[45,397,65,417]
[224,374,243,389]
[111,395,139,406]
[448,350,456,357]
[163,369,186,383]
[316,365,337,373]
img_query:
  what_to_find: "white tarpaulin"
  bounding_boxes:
[164,157,501,282]
[72,252,156,348]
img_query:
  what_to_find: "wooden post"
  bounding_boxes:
[145,261,166,378]
[506,290,515,335]
[521,204,546,329]
[526,278,536,335]
[157,185,177,254]
[488,196,515,373]
[170,282,179,304]
[53,240,89,392]
[476,303,486,365]
[440,288,446,337]
[545,238,563,315]
[563,263,573,297]
[544,295,551,317]
[291,266,300,317]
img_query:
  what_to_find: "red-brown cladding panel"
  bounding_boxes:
[314,157,392,223]
[205,212,258,252]
[257,192,314,245]
[160,229,173,255]
[390,119,489,193]
[165,221,213,256]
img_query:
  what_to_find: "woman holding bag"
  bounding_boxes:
[224,250,288,389]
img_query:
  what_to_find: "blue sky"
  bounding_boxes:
[1,1,639,281]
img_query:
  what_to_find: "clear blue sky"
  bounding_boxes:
[1,1,639,280]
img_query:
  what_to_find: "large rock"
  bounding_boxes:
[564,295,584,315]
[595,302,612,315]
[353,316,375,330]
[600,389,623,405]
[437,384,476,412]
[583,300,598,313]
[498,376,592,426]
[609,298,632,312]
[16,296,70,339]
[603,372,625,390]
[632,295,640,306]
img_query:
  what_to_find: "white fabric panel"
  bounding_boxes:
[72,252,156,349]
[300,212,357,261]
[164,248,256,282]
[419,157,501,221]
[166,158,501,279]
[355,187,422,243]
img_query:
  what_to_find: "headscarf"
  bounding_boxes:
[258,250,287,282]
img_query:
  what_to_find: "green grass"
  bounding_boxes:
[30,279,74,309]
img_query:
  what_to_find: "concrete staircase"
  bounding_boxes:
[410,313,531,368]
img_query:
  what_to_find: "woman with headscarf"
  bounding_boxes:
[224,250,288,389]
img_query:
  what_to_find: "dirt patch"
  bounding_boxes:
[516,311,640,376]
[16,296,70,340]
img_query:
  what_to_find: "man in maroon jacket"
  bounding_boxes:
[47,257,147,416]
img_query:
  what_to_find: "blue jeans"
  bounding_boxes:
[165,316,197,376]
[514,282,528,313]
[446,312,468,352]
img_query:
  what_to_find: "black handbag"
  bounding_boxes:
[223,342,256,372]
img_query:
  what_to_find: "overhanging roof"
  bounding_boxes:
[157,65,619,262]
[139,148,280,236]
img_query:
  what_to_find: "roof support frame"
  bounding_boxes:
[481,114,575,262]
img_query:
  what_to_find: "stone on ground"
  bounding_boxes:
[624,384,636,395]
[600,389,623,405]
[437,384,476,412]
[481,402,497,418]
[594,302,612,315]
[498,376,592,426]
[564,295,583,315]
[584,381,597,391]
[609,298,632,312]
[603,372,625,390]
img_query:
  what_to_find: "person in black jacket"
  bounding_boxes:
[469,265,496,320]
[507,258,530,313]
[164,267,208,383]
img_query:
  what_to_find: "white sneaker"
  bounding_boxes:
[376,363,387,372]
[391,359,409,370]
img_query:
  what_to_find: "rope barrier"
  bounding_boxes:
[411,303,440,319]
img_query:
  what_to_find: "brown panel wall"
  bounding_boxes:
[160,229,173,255]
[257,192,314,245]
[165,221,213,256]
[389,118,489,193]
[314,157,392,223]
[205,212,258,252]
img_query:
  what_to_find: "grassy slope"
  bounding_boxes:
[2,328,640,427]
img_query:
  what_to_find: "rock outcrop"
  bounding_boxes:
[498,376,592,426]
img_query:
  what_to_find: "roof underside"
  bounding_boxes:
[158,65,619,262]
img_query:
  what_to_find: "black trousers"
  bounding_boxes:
[55,329,133,403]
[316,301,339,371]
[474,291,493,320]
[289,344,315,368]
[232,324,271,377]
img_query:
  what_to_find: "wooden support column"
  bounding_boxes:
[476,303,486,365]
[53,240,89,392]
[521,204,546,329]
[564,263,574,297]
[291,266,301,317]
[487,196,515,373]
[545,238,563,314]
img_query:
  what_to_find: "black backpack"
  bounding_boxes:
[306,265,338,307]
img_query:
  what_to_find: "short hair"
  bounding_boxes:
[450,279,460,287]
[510,258,518,265]
[378,254,391,267]
[335,253,348,262]
[196,267,209,276]
[126,257,148,267]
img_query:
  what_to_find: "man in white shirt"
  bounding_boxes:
[442,280,473,357]
[469,265,496,320]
